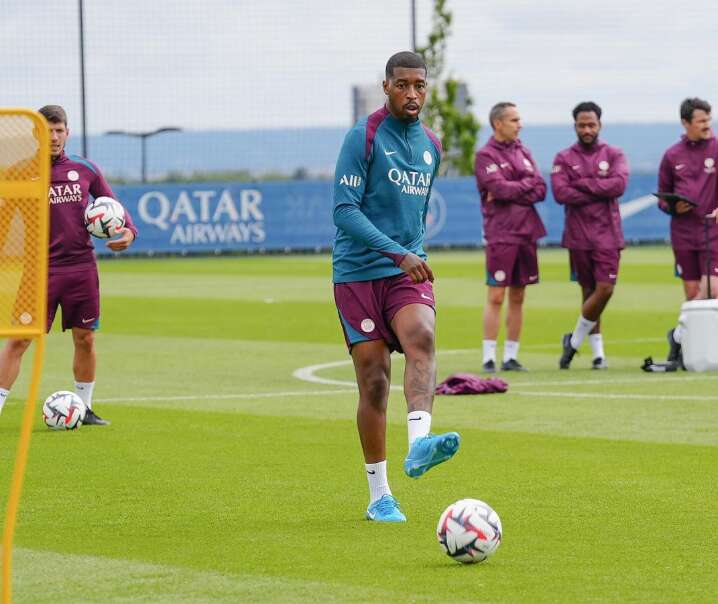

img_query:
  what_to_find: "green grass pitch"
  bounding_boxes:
[1,246,716,603]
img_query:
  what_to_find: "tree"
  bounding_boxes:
[416,0,480,176]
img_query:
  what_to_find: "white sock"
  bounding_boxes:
[503,340,520,362]
[673,325,683,344]
[74,381,95,409]
[482,340,497,364]
[589,333,605,360]
[365,460,391,504]
[0,387,8,415]
[570,316,597,350]
[407,410,431,445]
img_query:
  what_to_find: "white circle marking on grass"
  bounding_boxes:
[291,349,479,391]
[291,359,357,387]
[292,348,718,397]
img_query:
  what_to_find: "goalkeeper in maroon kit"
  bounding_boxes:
[0,105,138,424]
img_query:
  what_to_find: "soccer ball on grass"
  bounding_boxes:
[42,391,86,430]
[437,498,502,563]
[84,196,126,239]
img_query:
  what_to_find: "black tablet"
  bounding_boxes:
[653,192,697,207]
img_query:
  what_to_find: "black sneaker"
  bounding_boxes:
[559,333,577,369]
[501,358,527,371]
[83,408,110,426]
[666,328,683,366]
[482,359,496,373]
[592,357,608,370]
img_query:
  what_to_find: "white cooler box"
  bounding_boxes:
[678,299,718,371]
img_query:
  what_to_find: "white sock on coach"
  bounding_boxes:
[570,316,597,350]
[365,460,392,504]
[503,340,520,362]
[482,340,497,364]
[407,410,431,445]
[589,333,605,360]
[74,381,95,409]
[0,387,8,415]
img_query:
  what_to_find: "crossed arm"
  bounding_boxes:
[552,151,628,206]
[475,154,546,206]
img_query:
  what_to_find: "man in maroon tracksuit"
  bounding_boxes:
[658,97,718,365]
[475,102,546,372]
[0,105,138,423]
[553,102,628,370]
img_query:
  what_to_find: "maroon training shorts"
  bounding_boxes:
[47,264,100,332]
[673,248,718,281]
[334,273,435,353]
[569,248,621,288]
[485,242,539,287]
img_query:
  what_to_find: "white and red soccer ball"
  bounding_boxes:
[84,196,125,239]
[42,391,87,430]
[437,498,502,563]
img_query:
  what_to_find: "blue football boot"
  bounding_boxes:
[403,432,461,478]
[365,495,407,522]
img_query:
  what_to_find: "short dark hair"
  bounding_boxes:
[489,102,516,129]
[38,105,68,125]
[572,101,602,121]
[385,51,427,80]
[680,98,711,122]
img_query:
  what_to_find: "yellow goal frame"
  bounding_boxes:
[0,109,50,604]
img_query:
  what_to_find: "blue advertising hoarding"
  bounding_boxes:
[100,174,669,256]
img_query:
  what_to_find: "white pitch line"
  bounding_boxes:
[514,390,717,401]
[94,388,356,404]
[429,338,666,354]
[89,383,716,406]
[291,359,355,386]
[291,359,405,390]
[509,374,718,388]
[519,337,665,351]
[291,351,718,392]
[95,344,716,406]
[93,383,716,406]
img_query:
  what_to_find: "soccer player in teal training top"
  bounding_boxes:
[332,51,460,523]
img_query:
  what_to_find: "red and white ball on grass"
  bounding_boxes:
[437,498,502,564]
[84,196,126,239]
[42,391,87,430]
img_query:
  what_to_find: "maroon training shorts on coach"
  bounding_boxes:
[334,273,435,353]
[673,247,718,281]
[47,264,100,332]
[485,242,539,287]
[569,248,621,288]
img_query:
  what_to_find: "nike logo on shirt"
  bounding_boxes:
[420,293,433,301]
[384,150,397,156]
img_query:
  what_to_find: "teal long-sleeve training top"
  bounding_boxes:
[332,105,442,283]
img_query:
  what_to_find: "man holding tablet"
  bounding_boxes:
[657,98,718,364]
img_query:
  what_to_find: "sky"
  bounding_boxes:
[3,0,718,134]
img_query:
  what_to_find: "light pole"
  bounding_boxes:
[411,0,417,51]
[105,127,181,183]
[78,0,87,157]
